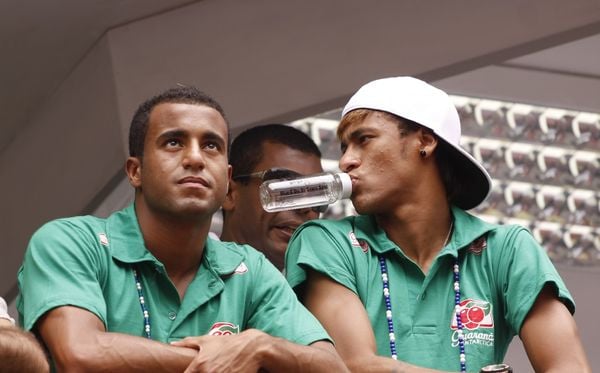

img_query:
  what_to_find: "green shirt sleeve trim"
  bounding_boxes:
[293,256,361,296]
[291,329,334,346]
[512,275,575,335]
[492,225,575,335]
[23,297,106,332]
[286,221,360,295]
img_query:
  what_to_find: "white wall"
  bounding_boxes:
[1,37,123,299]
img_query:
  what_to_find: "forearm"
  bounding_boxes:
[301,272,450,373]
[251,332,348,373]
[344,354,448,373]
[53,332,197,373]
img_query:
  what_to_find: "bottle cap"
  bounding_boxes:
[480,364,512,373]
[338,172,352,199]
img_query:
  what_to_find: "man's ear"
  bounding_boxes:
[125,157,142,188]
[418,128,439,157]
[222,176,238,212]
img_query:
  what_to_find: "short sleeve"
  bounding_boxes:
[246,254,331,346]
[17,219,108,331]
[285,221,359,295]
[493,226,574,334]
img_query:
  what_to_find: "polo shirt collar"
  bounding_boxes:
[353,206,495,256]
[107,204,155,264]
[202,238,245,276]
[444,206,495,255]
[353,215,395,254]
[107,204,244,275]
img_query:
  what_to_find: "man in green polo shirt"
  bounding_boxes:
[18,86,348,372]
[285,77,590,372]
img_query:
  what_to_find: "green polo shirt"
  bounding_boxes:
[18,204,329,347]
[286,207,574,372]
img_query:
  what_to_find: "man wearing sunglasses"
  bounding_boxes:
[221,124,324,270]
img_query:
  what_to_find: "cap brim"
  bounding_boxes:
[442,139,492,210]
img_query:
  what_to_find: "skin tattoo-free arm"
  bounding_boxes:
[38,306,197,372]
[519,285,590,373]
[39,306,348,373]
[173,330,348,373]
[303,270,446,373]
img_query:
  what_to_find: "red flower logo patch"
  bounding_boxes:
[451,299,494,330]
[208,322,240,336]
[358,239,369,253]
[467,236,487,255]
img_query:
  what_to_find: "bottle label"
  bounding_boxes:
[260,173,337,212]
[278,183,328,196]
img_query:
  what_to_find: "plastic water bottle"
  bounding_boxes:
[259,172,352,212]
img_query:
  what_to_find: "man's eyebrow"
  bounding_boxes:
[343,127,367,142]
[202,130,227,146]
[156,128,227,148]
[157,129,187,141]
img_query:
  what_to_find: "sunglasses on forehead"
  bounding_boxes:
[232,167,328,213]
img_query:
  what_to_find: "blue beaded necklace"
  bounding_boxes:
[378,222,467,372]
[133,268,152,339]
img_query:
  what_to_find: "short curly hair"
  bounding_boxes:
[230,124,321,183]
[128,86,229,158]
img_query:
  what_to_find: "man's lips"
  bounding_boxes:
[178,176,210,187]
[273,225,298,235]
[272,220,301,237]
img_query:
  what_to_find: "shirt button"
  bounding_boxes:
[168,311,177,320]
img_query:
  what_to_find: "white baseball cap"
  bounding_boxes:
[342,76,491,210]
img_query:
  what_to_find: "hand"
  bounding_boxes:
[172,329,267,373]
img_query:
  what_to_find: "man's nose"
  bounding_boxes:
[295,207,321,219]
[339,148,360,172]
[182,144,205,169]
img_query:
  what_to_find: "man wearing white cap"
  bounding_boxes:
[285,77,590,372]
